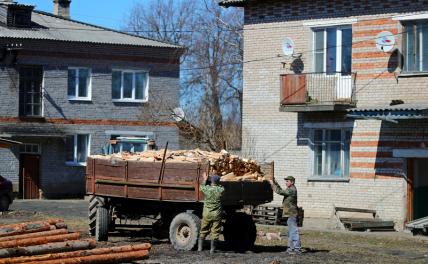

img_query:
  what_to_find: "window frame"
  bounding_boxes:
[65,134,91,166]
[312,25,352,75]
[19,143,41,154]
[309,128,351,181]
[402,20,428,73]
[19,66,44,117]
[67,67,92,101]
[111,69,149,103]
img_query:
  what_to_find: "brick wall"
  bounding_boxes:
[240,0,428,227]
[0,39,180,198]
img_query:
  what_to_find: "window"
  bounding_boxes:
[112,70,149,102]
[313,27,352,74]
[19,66,43,117]
[68,68,91,100]
[19,144,41,154]
[65,134,90,166]
[110,136,148,153]
[312,129,351,179]
[402,21,428,72]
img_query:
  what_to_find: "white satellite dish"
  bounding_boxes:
[375,31,395,52]
[172,107,185,122]
[282,37,295,56]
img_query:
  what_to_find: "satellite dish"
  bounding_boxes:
[375,31,395,52]
[282,37,295,56]
[172,107,185,122]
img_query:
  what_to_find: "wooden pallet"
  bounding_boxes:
[251,206,304,227]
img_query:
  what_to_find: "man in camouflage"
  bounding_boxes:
[198,172,224,254]
[269,176,302,254]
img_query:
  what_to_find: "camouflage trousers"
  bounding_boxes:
[199,217,222,240]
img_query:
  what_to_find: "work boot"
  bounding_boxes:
[210,240,217,254]
[197,238,204,252]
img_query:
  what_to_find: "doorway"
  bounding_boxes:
[19,154,40,199]
[407,159,428,221]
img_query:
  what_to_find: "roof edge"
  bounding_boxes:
[219,0,246,7]
[33,10,184,50]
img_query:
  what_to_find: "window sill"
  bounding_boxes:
[398,72,428,78]
[307,177,350,182]
[112,99,148,103]
[65,162,87,167]
[68,97,92,102]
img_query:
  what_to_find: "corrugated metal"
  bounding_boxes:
[0,10,181,49]
[219,0,247,7]
[347,103,428,121]
[348,103,428,112]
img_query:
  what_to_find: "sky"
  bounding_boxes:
[21,0,138,30]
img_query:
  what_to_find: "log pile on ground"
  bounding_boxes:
[0,220,151,263]
[91,149,267,182]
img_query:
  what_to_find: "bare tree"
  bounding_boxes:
[124,0,243,151]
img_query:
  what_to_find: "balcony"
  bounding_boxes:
[280,72,356,112]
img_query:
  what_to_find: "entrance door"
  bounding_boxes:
[20,154,40,199]
[408,159,428,220]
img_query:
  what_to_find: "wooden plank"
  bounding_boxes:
[335,207,377,214]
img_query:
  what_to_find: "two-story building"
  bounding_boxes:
[220,0,428,228]
[0,0,182,199]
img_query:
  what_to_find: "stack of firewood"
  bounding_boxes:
[0,219,151,263]
[91,149,266,182]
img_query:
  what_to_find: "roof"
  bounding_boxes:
[219,0,247,7]
[347,103,428,123]
[0,138,21,148]
[0,8,181,49]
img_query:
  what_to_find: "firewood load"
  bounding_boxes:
[90,149,268,182]
[0,220,151,263]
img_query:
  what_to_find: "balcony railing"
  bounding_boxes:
[280,72,356,110]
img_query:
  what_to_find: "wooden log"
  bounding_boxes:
[0,239,96,258]
[29,250,149,264]
[0,233,80,249]
[0,243,151,264]
[0,229,68,243]
[51,222,67,230]
[0,223,52,238]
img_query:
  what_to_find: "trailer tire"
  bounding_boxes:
[95,206,109,241]
[88,195,104,236]
[169,212,201,251]
[224,212,256,252]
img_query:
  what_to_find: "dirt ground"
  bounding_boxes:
[1,200,428,264]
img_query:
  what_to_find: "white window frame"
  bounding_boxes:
[19,143,41,154]
[312,26,352,74]
[67,67,92,101]
[309,128,351,181]
[65,134,91,166]
[401,20,428,73]
[112,69,149,103]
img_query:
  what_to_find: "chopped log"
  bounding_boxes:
[0,233,80,249]
[0,223,52,238]
[0,243,151,264]
[0,229,68,243]
[0,239,96,258]
[51,222,67,230]
[28,250,149,264]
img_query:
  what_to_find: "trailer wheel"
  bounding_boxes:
[224,212,257,252]
[95,206,109,241]
[88,195,104,236]
[169,212,201,251]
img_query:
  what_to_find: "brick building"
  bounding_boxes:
[0,0,182,198]
[220,0,428,228]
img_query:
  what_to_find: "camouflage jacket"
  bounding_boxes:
[273,182,298,217]
[200,184,225,220]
